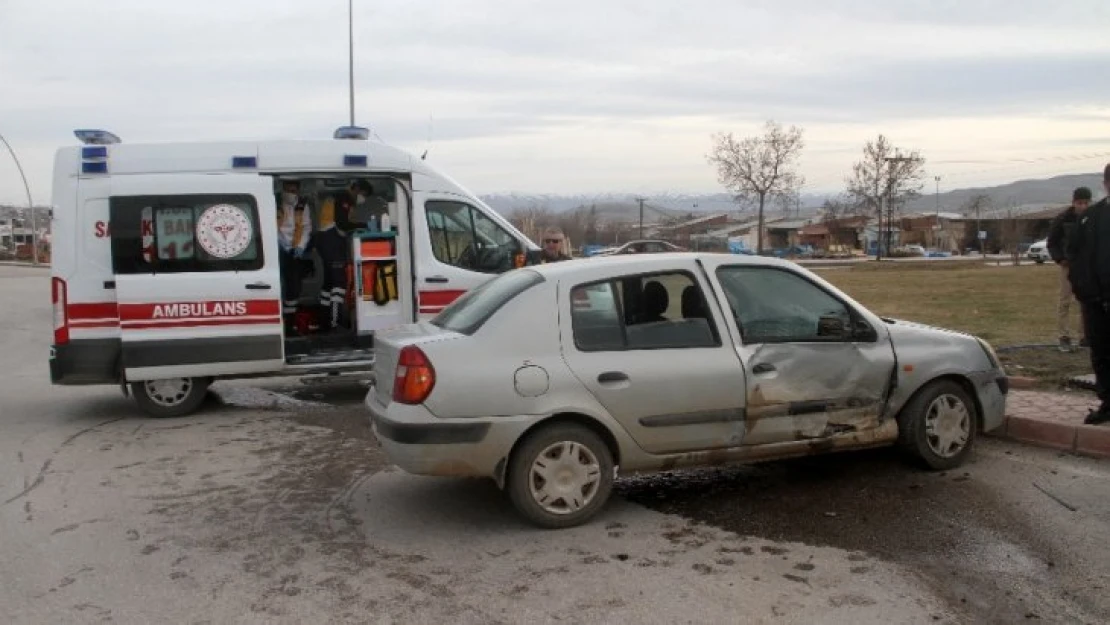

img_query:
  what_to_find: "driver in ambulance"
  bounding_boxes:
[277,180,312,332]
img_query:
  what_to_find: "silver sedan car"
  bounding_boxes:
[366,253,1008,528]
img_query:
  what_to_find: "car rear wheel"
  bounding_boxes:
[507,424,614,529]
[897,379,977,470]
[131,377,210,418]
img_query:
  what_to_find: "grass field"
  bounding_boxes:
[813,260,1068,346]
[813,260,1091,389]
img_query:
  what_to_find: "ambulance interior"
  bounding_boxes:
[272,176,405,364]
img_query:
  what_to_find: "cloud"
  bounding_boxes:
[2,0,1110,202]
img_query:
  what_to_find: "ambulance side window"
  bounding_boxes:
[110,194,263,274]
[425,201,517,274]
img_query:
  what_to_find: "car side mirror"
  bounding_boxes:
[851,317,878,342]
[522,249,543,266]
[817,315,849,338]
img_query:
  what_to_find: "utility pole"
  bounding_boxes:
[636,197,645,239]
[883,154,915,258]
[0,131,37,265]
[348,0,355,126]
[976,202,982,259]
[934,175,941,249]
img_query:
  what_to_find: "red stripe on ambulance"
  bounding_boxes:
[418,290,465,314]
[67,300,280,330]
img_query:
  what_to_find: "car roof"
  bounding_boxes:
[526,252,797,280]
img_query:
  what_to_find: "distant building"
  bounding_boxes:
[654,213,730,245]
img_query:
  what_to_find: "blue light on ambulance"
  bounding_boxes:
[74,129,122,145]
[333,126,370,140]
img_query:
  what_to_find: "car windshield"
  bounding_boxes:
[431,269,545,335]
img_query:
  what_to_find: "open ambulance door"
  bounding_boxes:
[108,174,285,382]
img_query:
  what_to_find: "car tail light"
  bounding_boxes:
[52,277,69,345]
[392,345,435,404]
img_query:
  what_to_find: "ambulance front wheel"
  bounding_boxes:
[131,377,211,418]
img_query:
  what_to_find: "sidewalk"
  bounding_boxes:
[992,389,1110,459]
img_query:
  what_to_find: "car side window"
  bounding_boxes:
[571,271,720,351]
[110,194,263,275]
[426,200,517,274]
[715,266,857,343]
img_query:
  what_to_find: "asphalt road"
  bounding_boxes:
[1,265,1108,624]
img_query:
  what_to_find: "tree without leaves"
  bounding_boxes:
[820,194,861,223]
[844,134,926,256]
[708,121,805,254]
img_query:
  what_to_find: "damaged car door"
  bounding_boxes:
[710,264,897,446]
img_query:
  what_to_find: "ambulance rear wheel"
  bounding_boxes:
[131,377,210,418]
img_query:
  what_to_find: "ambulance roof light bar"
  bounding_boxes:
[334,125,370,140]
[74,129,122,145]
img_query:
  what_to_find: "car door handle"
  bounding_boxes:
[752,363,776,374]
[425,276,450,284]
[598,371,629,383]
[245,282,272,290]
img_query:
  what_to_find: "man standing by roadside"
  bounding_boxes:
[1067,169,1110,425]
[539,227,572,263]
[1048,187,1092,352]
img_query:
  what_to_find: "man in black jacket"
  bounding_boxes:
[1048,187,1092,351]
[1067,166,1110,424]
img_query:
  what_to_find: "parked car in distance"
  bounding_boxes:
[593,239,685,256]
[1027,239,1050,264]
[895,244,927,257]
[366,253,1008,529]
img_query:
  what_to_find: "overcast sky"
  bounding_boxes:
[3,0,1110,205]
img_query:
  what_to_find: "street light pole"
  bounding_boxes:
[0,131,37,265]
[348,0,355,126]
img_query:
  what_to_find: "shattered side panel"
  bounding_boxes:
[739,340,897,447]
[635,419,900,474]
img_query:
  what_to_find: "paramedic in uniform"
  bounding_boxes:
[277,180,312,330]
[315,180,375,330]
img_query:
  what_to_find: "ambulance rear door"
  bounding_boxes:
[108,174,285,381]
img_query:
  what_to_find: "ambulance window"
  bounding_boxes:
[426,201,518,274]
[110,194,263,274]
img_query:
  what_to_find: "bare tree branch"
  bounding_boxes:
[707,120,805,253]
[844,134,926,257]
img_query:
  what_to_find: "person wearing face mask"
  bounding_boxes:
[314,180,371,330]
[277,180,312,332]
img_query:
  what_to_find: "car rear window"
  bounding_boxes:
[431,269,545,335]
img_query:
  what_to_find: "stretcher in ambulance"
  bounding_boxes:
[49,127,541,417]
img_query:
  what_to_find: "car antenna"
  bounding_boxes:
[422,113,433,160]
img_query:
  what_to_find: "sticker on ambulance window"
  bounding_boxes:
[196,204,253,259]
[155,207,195,260]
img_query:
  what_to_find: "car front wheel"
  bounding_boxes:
[897,380,977,470]
[131,377,210,418]
[507,424,614,529]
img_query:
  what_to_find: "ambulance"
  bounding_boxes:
[49,126,541,417]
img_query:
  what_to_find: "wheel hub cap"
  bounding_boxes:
[529,441,601,516]
[144,378,193,407]
[924,394,971,458]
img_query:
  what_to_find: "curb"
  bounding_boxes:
[988,415,1110,460]
[0,261,48,268]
